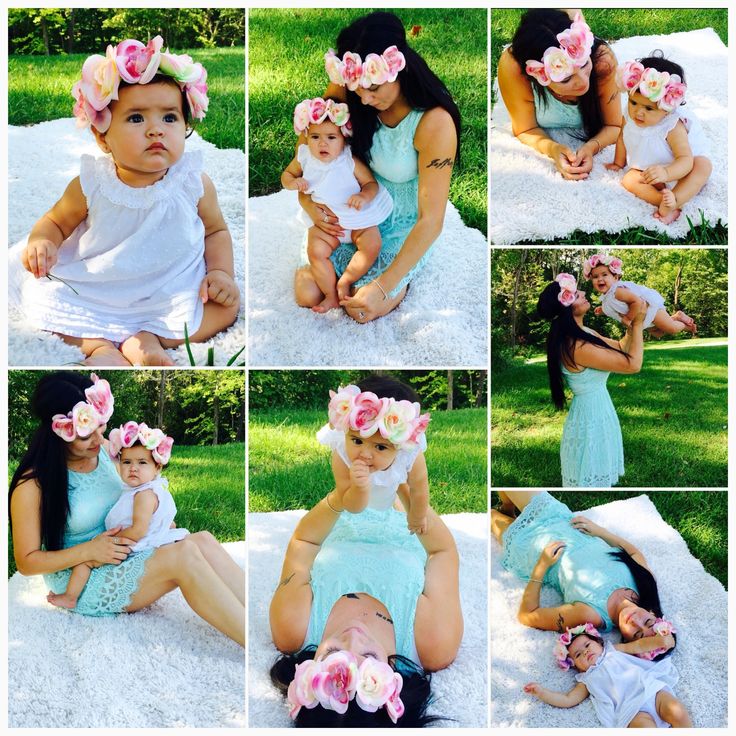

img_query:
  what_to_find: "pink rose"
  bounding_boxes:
[382,45,406,79]
[608,257,623,274]
[328,385,361,431]
[541,47,575,83]
[556,273,577,294]
[556,18,593,66]
[329,102,350,127]
[558,290,576,307]
[362,53,391,87]
[159,51,200,84]
[308,97,328,125]
[72,81,112,132]
[659,76,686,112]
[324,49,344,85]
[108,427,123,458]
[120,421,140,447]
[408,411,431,445]
[85,374,114,423]
[340,52,364,91]
[525,59,550,86]
[350,392,389,437]
[293,100,311,134]
[616,61,644,92]
[355,659,396,712]
[138,423,165,450]
[312,651,358,715]
[73,402,100,438]
[185,65,208,120]
[79,45,120,112]
[639,67,670,102]
[378,399,417,447]
[52,413,76,442]
[384,673,405,724]
[115,36,162,84]
[152,435,174,465]
[287,659,322,719]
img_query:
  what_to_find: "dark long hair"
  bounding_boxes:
[335,11,461,165]
[510,9,612,140]
[357,373,419,403]
[536,281,627,409]
[270,646,445,727]
[9,372,94,551]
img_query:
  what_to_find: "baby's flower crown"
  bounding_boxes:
[525,12,594,86]
[553,623,601,670]
[287,651,405,723]
[328,385,430,450]
[636,618,676,660]
[583,253,623,280]
[108,421,174,465]
[51,373,114,441]
[72,35,209,133]
[325,45,406,91]
[294,97,352,138]
[555,272,578,307]
[617,61,686,112]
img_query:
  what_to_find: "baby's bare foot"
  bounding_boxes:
[655,189,681,224]
[312,295,340,313]
[47,592,77,610]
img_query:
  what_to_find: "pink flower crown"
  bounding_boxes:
[555,272,578,307]
[553,623,601,670]
[108,421,174,465]
[325,45,406,92]
[293,97,352,138]
[288,651,404,723]
[51,373,114,441]
[72,35,209,133]
[583,253,623,280]
[328,385,430,450]
[636,618,676,660]
[617,61,686,113]
[525,12,594,86]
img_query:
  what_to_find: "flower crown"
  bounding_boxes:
[555,273,578,307]
[108,421,174,465]
[51,374,114,441]
[553,623,601,670]
[525,13,594,86]
[293,97,352,138]
[636,618,676,660]
[617,61,686,112]
[288,651,404,723]
[325,45,406,91]
[72,35,209,133]
[328,385,430,450]
[583,253,623,280]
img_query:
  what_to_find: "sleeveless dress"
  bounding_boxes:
[601,281,666,330]
[104,475,189,553]
[8,151,206,342]
[296,144,393,242]
[532,86,584,129]
[304,508,427,662]
[330,109,430,299]
[560,365,624,488]
[501,492,636,631]
[43,451,154,617]
[315,424,426,510]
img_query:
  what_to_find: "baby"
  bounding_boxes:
[282,97,392,312]
[585,253,696,337]
[47,421,188,610]
[606,53,712,224]
[524,622,692,728]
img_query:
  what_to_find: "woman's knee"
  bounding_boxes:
[188,530,217,550]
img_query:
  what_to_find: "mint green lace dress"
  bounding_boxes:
[330,109,429,298]
[43,450,154,617]
[304,507,427,662]
[501,492,636,631]
[560,365,624,488]
[532,87,584,129]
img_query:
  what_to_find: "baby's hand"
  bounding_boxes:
[350,458,371,493]
[294,177,309,193]
[199,270,240,308]
[604,162,623,172]
[523,683,544,698]
[642,165,668,186]
[23,238,59,278]
[594,306,603,315]
[407,513,428,536]
[347,193,366,210]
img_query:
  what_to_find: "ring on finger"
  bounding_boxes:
[323,214,328,222]
[358,311,366,319]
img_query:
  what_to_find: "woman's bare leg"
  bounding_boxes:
[188,531,245,605]
[491,508,514,544]
[656,689,692,727]
[57,334,131,366]
[501,490,545,513]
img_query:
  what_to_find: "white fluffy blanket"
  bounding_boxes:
[491,29,728,243]
[8,541,245,728]
[247,511,487,728]
[248,190,488,366]
[491,495,727,727]
[7,118,244,366]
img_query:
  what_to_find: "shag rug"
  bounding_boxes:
[490,495,727,728]
[8,541,245,728]
[247,511,488,728]
[7,118,244,366]
[248,189,488,367]
[490,28,728,243]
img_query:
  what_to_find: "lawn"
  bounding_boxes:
[491,342,727,487]
[490,8,728,245]
[7,443,245,578]
[249,407,487,513]
[8,47,245,150]
[248,8,487,234]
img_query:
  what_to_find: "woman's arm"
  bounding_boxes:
[524,681,589,708]
[406,453,429,535]
[569,516,651,571]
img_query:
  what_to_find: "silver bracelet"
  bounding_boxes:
[371,278,389,301]
[325,493,342,514]
[528,578,544,584]
[590,138,601,154]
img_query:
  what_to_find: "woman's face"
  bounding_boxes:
[315,621,390,666]
[66,423,106,462]
[570,289,590,317]
[547,57,592,97]
[618,604,658,640]
[355,80,402,111]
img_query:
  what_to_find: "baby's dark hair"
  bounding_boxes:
[118,440,167,467]
[638,50,686,85]
[357,374,419,403]
[118,74,195,135]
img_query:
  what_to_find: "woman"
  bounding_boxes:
[497,9,621,180]
[9,372,244,645]
[491,490,675,657]
[269,485,462,726]
[295,11,461,323]
[537,275,646,487]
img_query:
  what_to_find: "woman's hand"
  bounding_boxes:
[552,143,589,180]
[539,540,566,568]
[572,146,595,175]
[570,515,605,538]
[299,195,344,238]
[629,297,648,325]
[339,279,385,321]
[87,527,134,565]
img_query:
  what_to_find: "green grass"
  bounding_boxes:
[490,8,728,245]
[491,343,727,488]
[249,408,487,513]
[8,47,245,150]
[248,8,487,234]
[8,443,245,577]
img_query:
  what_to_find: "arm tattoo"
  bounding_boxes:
[278,572,295,588]
[343,593,359,599]
[375,612,394,624]
[426,157,454,170]
[556,613,566,633]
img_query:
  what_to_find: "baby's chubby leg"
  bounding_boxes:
[628,712,658,728]
[57,335,131,366]
[305,226,341,313]
[652,308,696,336]
[121,331,176,366]
[621,168,667,208]
[337,227,382,303]
[47,562,92,610]
[655,689,692,728]
[670,155,712,210]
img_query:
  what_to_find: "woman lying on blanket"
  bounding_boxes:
[294,11,461,323]
[9,372,244,646]
[497,9,621,180]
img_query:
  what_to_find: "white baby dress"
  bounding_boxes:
[600,281,666,330]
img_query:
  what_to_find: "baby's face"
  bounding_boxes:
[344,430,398,472]
[628,91,668,127]
[306,120,345,164]
[590,265,618,294]
[568,634,603,672]
[118,445,159,487]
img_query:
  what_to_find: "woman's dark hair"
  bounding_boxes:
[9,372,94,551]
[118,74,195,135]
[335,11,461,164]
[536,281,628,409]
[270,646,445,727]
[357,373,419,403]
[510,9,612,141]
